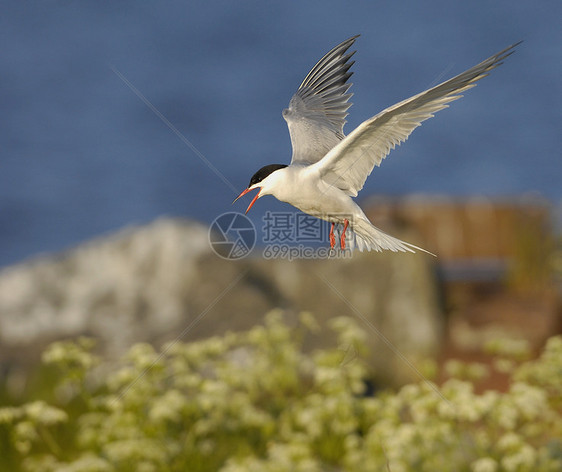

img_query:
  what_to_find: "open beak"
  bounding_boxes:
[232,187,261,214]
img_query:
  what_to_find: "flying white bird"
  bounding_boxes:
[234,36,520,253]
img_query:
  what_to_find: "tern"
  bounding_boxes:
[234,36,520,253]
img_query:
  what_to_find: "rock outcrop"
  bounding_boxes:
[0,218,443,387]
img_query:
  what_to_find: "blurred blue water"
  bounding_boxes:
[1,1,560,267]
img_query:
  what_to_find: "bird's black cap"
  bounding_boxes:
[248,164,287,187]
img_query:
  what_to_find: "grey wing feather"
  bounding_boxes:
[312,41,522,197]
[283,35,359,166]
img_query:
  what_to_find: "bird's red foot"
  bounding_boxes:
[329,222,336,249]
[340,219,349,249]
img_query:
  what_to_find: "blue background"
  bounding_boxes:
[1,1,560,267]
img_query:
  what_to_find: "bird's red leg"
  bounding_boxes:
[340,219,349,249]
[329,222,336,249]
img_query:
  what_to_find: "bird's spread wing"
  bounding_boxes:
[311,42,521,197]
[283,36,359,166]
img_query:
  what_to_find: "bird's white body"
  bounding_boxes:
[236,36,519,254]
[257,164,426,253]
[261,166,355,221]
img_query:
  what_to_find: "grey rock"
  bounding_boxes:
[0,217,443,387]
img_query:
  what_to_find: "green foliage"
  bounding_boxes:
[0,311,560,472]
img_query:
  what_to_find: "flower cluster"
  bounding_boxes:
[0,313,560,472]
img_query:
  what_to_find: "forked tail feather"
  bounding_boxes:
[344,218,435,256]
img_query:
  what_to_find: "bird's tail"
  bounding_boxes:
[345,218,435,256]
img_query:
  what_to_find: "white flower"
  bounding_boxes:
[500,444,537,471]
[471,457,498,472]
[24,401,68,425]
[510,382,547,421]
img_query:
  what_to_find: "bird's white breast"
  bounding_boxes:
[269,166,361,223]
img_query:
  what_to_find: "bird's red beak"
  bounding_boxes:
[232,187,261,214]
